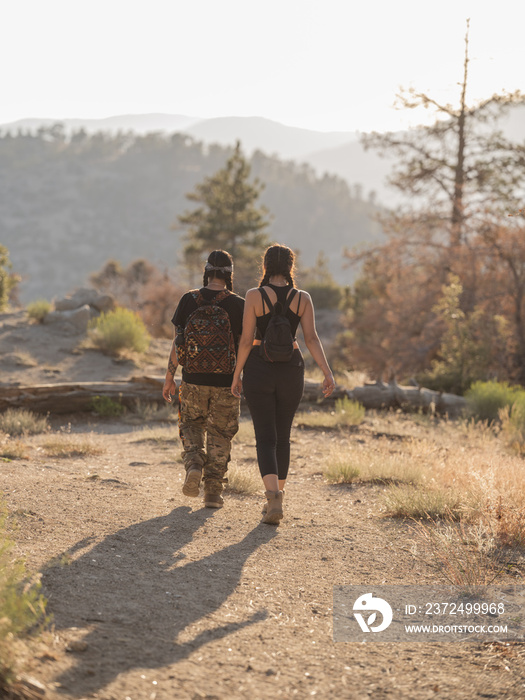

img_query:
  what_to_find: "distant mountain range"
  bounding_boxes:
[4,105,524,207]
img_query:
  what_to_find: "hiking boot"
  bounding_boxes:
[204,492,224,509]
[182,466,202,497]
[262,489,285,514]
[261,490,283,524]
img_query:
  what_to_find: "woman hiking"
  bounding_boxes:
[163,250,245,508]
[231,244,335,524]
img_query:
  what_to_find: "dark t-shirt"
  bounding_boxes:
[171,288,245,387]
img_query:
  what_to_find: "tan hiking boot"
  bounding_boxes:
[182,466,202,497]
[204,492,224,508]
[261,490,283,524]
[262,489,285,514]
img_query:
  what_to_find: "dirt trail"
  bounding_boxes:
[3,413,525,700]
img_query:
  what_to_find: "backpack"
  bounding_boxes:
[258,287,300,362]
[176,290,236,374]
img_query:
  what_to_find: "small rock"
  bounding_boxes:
[18,675,47,695]
[66,640,88,652]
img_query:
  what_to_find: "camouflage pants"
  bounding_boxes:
[178,381,240,494]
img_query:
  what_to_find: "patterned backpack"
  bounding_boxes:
[176,290,236,374]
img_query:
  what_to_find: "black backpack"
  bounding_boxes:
[258,287,300,362]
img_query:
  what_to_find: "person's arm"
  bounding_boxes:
[231,289,258,397]
[162,338,179,402]
[299,292,335,397]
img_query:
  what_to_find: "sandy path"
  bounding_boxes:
[2,415,525,699]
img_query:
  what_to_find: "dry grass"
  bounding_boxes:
[0,409,49,437]
[296,397,365,429]
[0,501,47,694]
[41,435,104,458]
[225,463,261,495]
[324,443,424,486]
[130,399,177,422]
[410,516,514,589]
[0,438,29,460]
[324,411,525,575]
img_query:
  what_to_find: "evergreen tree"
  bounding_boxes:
[178,142,271,290]
[0,245,17,311]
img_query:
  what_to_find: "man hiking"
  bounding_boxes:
[163,250,245,508]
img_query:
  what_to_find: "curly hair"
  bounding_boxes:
[203,250,234,291]
[258,244,296,288]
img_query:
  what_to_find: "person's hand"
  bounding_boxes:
[322,373,335,397]
[163,376,176,403]
[231,376,243,398]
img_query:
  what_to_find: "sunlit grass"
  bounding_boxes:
[0,409,48,437]
[0,500,47,692]
[323,446,423,486]
[296,397,365,429]
[41,435,104,458]
[225,463,261,495]
[0,439,29,461]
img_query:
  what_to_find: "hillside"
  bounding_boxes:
[0,129,382,303]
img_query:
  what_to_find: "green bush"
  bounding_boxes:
[26,299,52,323]
[90,395,125,417]
[0,501,47,689]
[465,381,523,422]
[334,396,365,425]
[304,283,343,310]
[88,307,150,355]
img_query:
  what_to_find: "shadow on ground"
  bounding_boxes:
[43,506,276,696]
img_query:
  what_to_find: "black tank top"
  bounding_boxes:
[255,284,302,340]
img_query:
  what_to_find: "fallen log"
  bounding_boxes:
[0,376,177,414]
[0,377,467,418]
[348,380,466,418]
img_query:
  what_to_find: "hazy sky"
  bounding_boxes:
[2,0,524,133]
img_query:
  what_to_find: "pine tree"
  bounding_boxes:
[177,142,270,290]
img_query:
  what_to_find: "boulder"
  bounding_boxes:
[43,304,92,333]
[55,287,114,313]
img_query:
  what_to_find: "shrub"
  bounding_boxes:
[465,380,523,423]
[0,501,47,691]
[26,299,52,323]
[500,395,525,455]
[334,396,365,425]
[88,307,150,355]
[90,395,125,417]
[0,409,48,436]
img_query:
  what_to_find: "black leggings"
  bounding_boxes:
[242,347,305,480]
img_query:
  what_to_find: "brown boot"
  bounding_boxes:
[262,489,285,514]
[182,465,202,497]
[261,490,283,524]
[204,492,224,508]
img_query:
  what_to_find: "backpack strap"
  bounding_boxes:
[213,289,232,305]
[192,289,232,306]
[282,288,298,315]
[259,287,274,315]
